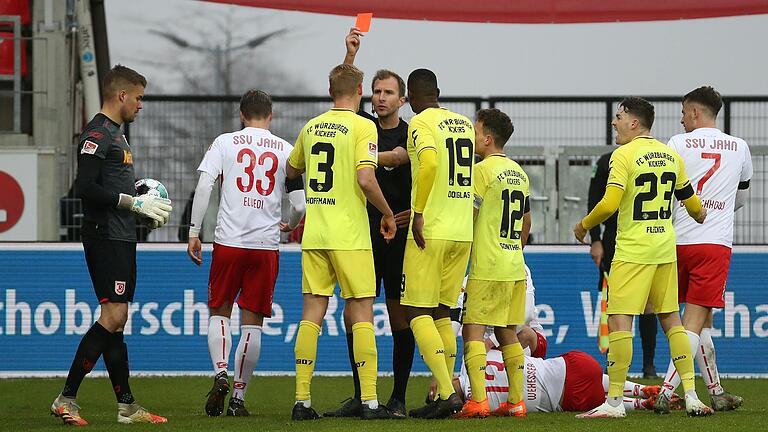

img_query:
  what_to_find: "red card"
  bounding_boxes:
[355,12,373,32]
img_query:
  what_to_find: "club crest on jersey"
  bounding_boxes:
[114,281,126,295]
[81,140,99,155]
[368,141,377,157]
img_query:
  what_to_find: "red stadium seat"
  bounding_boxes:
[0,32,26,76]
[0,0,31,26]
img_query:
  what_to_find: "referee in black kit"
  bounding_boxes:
[50,65,172,426]
[588,147,658,378]
[323,28,414,419]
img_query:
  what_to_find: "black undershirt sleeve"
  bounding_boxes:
[74,154,120,207]
[674,183,695,201]
[285,175,304,193]
[738,180,750,190]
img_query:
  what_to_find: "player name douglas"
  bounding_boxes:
[447,191,471,199]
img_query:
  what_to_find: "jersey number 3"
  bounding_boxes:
[237,148,277,196]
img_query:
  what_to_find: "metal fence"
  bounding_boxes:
[60,95,768,244]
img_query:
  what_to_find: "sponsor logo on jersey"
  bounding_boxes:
[81,140,99,155]
[114,281,126,295]
[123,150,133,165]
[368,141,377,157]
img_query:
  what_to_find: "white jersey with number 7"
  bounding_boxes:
[668,127,752,247]
[197,127,293,249]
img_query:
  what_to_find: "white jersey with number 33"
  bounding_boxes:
[668,128,752,247]
[197,127,293,250]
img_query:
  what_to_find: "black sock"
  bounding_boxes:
[346,332,361,400]
[62,322,111,398]
[639,313,658,369]
[102,331,135,404]
[390,328,415,403]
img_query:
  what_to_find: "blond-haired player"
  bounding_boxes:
[456,108,530,419]
[573,97,713,418]
[286,64,398,420]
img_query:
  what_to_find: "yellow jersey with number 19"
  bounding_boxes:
[288,108,378,250]
[407,107,474,241]
[608,136,692,264]
[469,154,530,281]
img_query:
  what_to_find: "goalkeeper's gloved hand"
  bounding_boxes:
[119,193,172,224]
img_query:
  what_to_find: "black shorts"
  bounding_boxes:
[82,237,137,303]
[371,224,407,300]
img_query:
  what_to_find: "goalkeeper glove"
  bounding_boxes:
[119,193,172,224]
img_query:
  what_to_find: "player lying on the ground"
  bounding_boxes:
[434,348,681,413]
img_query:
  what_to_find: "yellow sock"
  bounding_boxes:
[501,343,525,404]
[607,331,633,398]
[411,315,453,399]
[352,322,378,402]
[294,320,320,401]
[435,317,457,376]
[667,325,695,392]
[464,341,487,402]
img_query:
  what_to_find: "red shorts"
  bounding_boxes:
[208,243,279,316]
[531,329,548,358]
[677,244,732,308]
[560,351,605,412]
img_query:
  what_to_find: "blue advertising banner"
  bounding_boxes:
[1,244,766,376]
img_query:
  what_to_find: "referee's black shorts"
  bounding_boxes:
[82,237,137,303]
[371,223,408,300]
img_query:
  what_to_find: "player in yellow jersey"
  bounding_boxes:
[286,64,398,421]
[456,108,531,419]
[573,97,713,419]
[400,69,475,419]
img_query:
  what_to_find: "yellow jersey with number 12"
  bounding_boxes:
[407,107,474,242]
[469,154,529,281]
[608,136,692,264]
[288,108,378,250]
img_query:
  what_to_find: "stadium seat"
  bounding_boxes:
[0,0,31,26]
[0,32,26,76]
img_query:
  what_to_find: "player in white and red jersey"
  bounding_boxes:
[452,349,671,413]
[186,90,306,417]
[658,86,752,413]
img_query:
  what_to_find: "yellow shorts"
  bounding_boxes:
[606,260,679,315]
[401,239,471,308]
[463,279,526,327]
[301,249,375,299]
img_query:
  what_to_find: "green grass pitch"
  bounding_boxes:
[3,376,766,431]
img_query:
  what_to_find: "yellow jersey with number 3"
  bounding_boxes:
[288,108,378,250]
[407,107,474,241]
[469,154,529,281]
[608,136,692,264]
